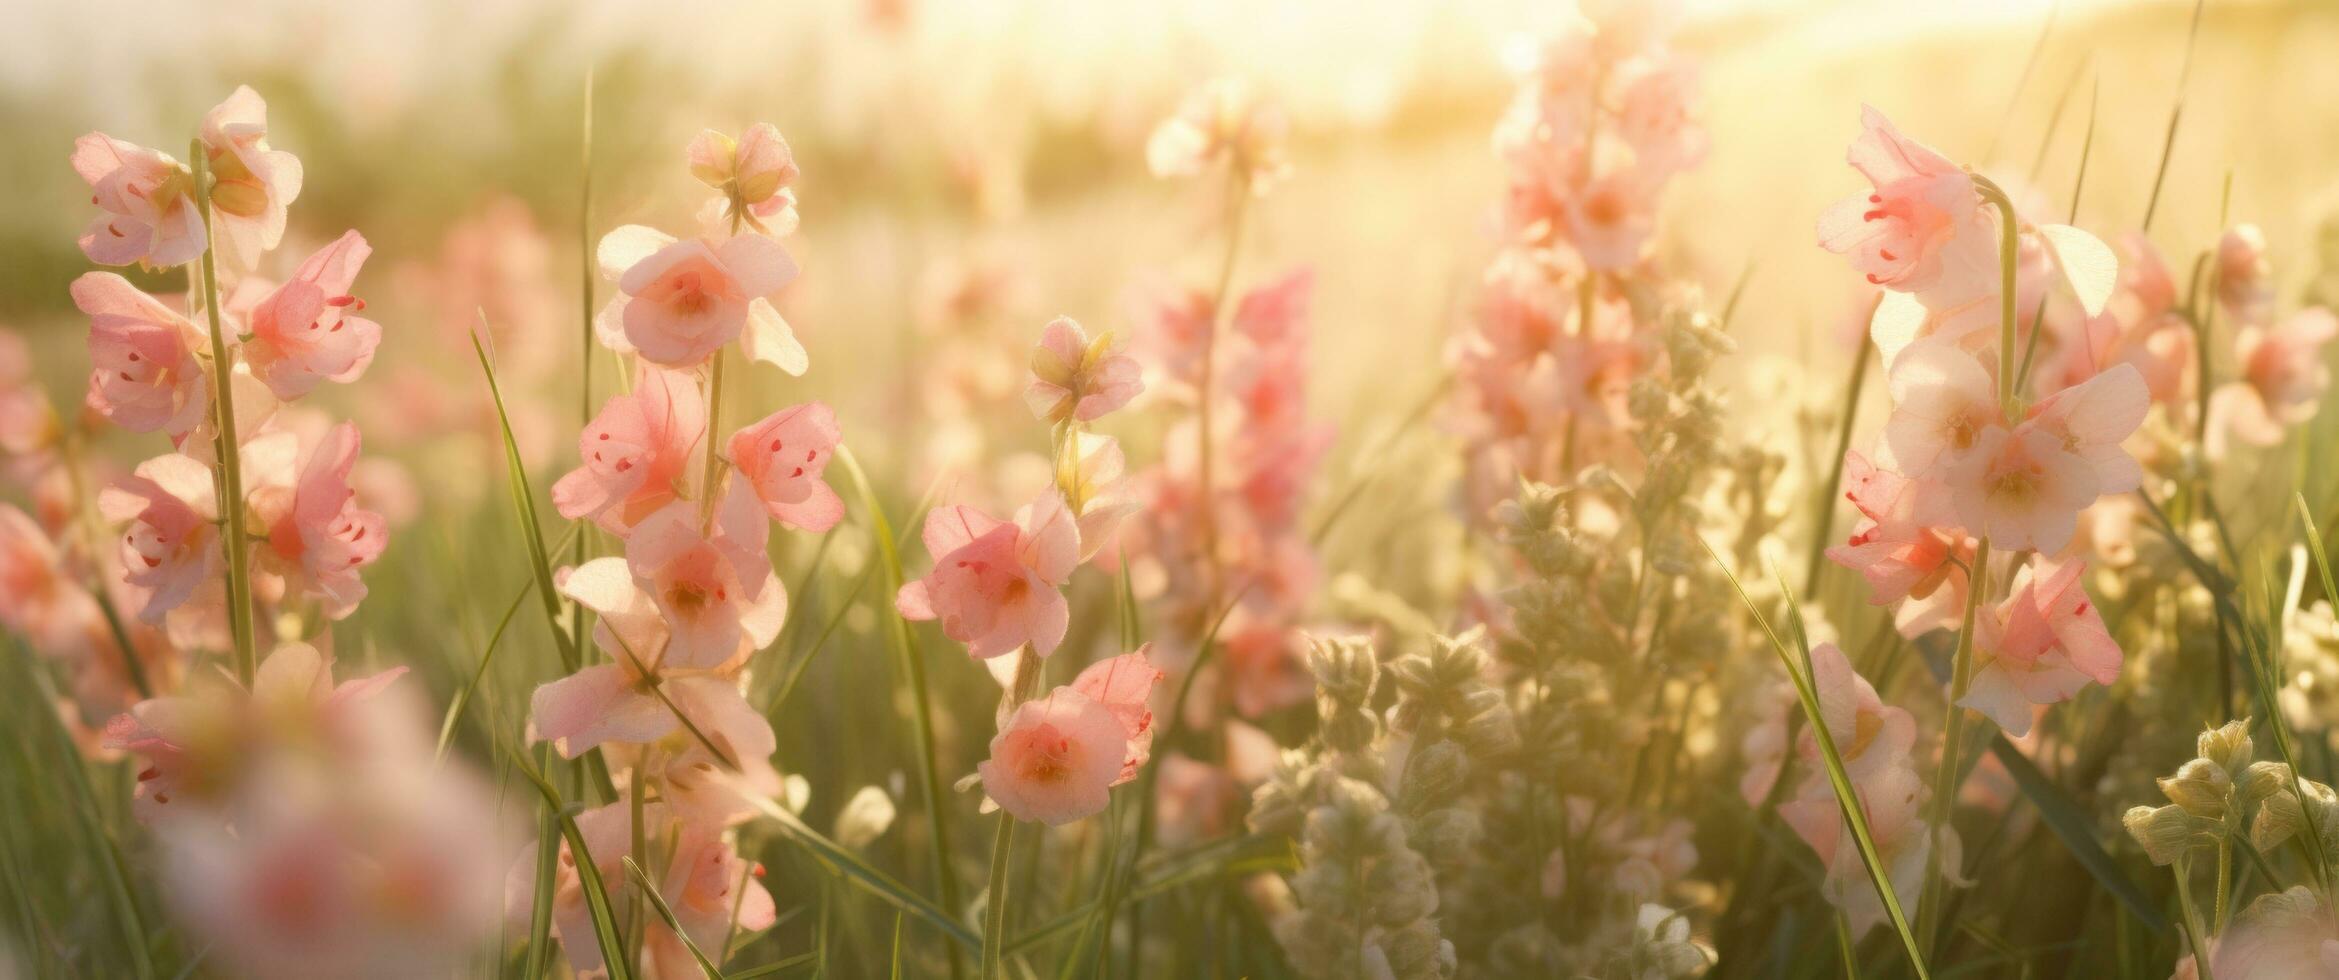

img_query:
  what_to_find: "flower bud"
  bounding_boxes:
[2123,804,2207,866]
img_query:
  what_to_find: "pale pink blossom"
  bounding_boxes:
[979,687,1133,826]
[105,642,407,822]
[1825,451,1968,630]
[2212,307,2339,454]
[504,801,774,978]
[0,504,100,653]
[1945,423,2099,554]
[1960,558,2122,736]
[622,484,788,670]
[1817,106,1995,307]
[1801,642,1917,786]
[1145,80,1290,192]
[595,225,801,369]
[2216,223,2273,324]
[1778,765,1940,937]
[242,230,382,400]
[98,453,219,624]
[728,402,843,532]
[896,493,1079,659]
[1882,340,2000,484]
[70,134,205,268]
[1025,316,1143,423]
[553,364,706,535]
[252,423,388,619]
[2021,362,2148,494]
[688,123,800,235]
[196,86,304,270]
[1560,139,1660,272]
[1060,431,1138,563]
[71,272,209,436]
[529,657,781,823]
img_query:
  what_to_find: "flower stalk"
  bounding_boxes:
[187,138,258,685]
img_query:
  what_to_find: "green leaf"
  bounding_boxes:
[623,856,725,979]
[470,324,582,674]
[735,781,981,951]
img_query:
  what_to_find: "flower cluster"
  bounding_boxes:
[900,314,1160,826]
[514,121,828,975]
[1819,108,2139,736]
[1448,5,1707,512]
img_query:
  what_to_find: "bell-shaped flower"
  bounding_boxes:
[252,423,388,619]
[505,801,774,979]
[1825,451,1968,632]
[71,272,210,436]
[622,483,786,670]
[1800,642,1918,785]
[1145,79,1291,193]
[1817,106,1996,308]
[1778,765,1944,937]
[70,134,205,268]
[1068,647,1165,784]
[1960,558,2123,736]
[728,401,843,532]
[2022,362,2148,494]
[196,86,304,270]
[242,230,382,400]
[552,364,706,535]
[978,687,1136,826]
[1025,316,1143,423]
[896,493,1079,660]
[1882,340,2001,484]
[98,453,219,624]
[687,123,800,235]
[1944,423,2098,554]
[0,505,101,655]
[594,225,801,369]
[1059,431,1138,563]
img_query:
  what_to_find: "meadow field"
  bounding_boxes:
[6,0,2339,977]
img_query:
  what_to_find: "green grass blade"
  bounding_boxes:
[623,856,725,979]
[725,951,818,979]
[836,446,966,973]
[735,786,981,950]
[471,323,582,674]
[437,521,582,764]
[1701,539,1929,980]
[508,742,633,980]
[525,792,562,980]
[1986,734,2171,933]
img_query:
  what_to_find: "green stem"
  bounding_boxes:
[2174,857,2218,980]
[1919,537,1990,953]
[1803,320,1876,598]
[187,139,258,685]
[981,648,1044,980]
[1193,170,1251,614]
[1972,175,2022,418]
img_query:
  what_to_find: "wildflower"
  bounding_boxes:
[1068,648,1165,783]
[242,230,382,400]
[979,686,1136,826]
[97,453,219,623]
[2217,223,2274,323]
[1961,558,2122,736]
[1801,642,1917,786]
[249,423,389,619]
[622,484,787,670]
[2020,362,2149,495]
[0,504,100,653]
[1146,79,1291,192]
[553,364,707,535]
[69,134,205,268]
[1882,340,2000,483]
[1059,431,1137,561]
[728,401,844,533]
[1825,450,1970,636]
[1560,139,1661,272]
[194,86,303,270]
[504,801,775,979]
[2211,307,2339,454]
[896,493,1079,659]
[1025,316,1143,423]
[1778,766,1943,937]
[688,123,800,235]
[1944,423,2099,554]
[71,272,209,436]
[1817,106,1995,307]
[594,225,801,369]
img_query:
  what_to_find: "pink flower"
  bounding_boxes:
[2216,223,2273,323]
[1961,558,2122,736]
[98,453,219,624]
[688,124,800,235]
[2212,307,2339,454]
[104,641,407,822]
[896,493,1079,659]
[728,402,844,533]
[0,504,100,654]
[70,134,205,268]
[1800,642,1917,787]
[1060,432,1138,563]
[1560,140,1660,272]
[1778,765,1938,937]
[1068,648,1165,784]
[196,86,304,270]
[504,801,775,978]
[2021,362,2148,494]
[623,484,787,670]
[644,822,778,977]
[1025,316,1143,423]
[1145,80,1290,192]
[1945,423,2098,554]
[254,423,388,619]
[71,272,209,436]
[978,688,1133,826]
[553,364,706,534]
[242,230,382,400]
[1817,106,1995,307]
[594,225,801,369]
[528,656,778,820]
[1882,339,2000,484]
[1826,451,1967,624]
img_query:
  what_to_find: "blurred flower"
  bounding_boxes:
[1146,79,1290,193]
[2217,223,2274,324]
[689,123,801,236]
[2211,307,2338,456]
[1025,316,1142,423]
[0,504,100,654]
